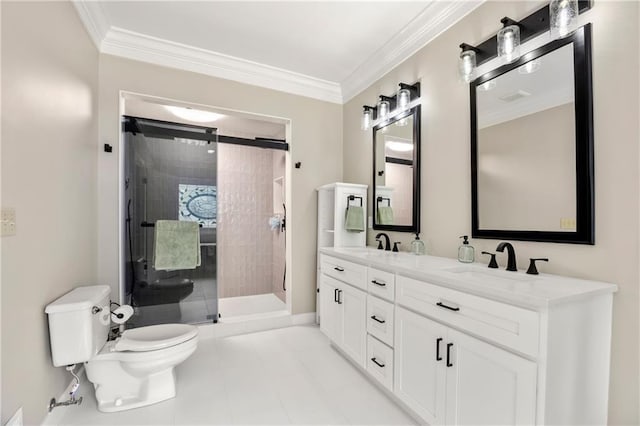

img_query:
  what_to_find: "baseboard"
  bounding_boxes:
[197,311,317,339]
[41,366,86,426]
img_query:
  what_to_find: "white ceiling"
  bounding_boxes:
[74,1,483,103]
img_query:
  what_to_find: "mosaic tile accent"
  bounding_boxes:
[179,184,217,228]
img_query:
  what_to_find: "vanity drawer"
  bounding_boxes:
[367,267,396,301]
[321,255,367,290]
[367,335,394,391]
[367,295,395,347]
[396,275,540,357]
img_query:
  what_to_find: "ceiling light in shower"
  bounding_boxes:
[165,106,223,123]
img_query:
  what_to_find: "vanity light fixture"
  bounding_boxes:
[550,0,579,38]
[361,105,377,131]
[497,18,522,63]
[459,43,480,83]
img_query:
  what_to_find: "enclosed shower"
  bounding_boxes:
[122,110,287,328]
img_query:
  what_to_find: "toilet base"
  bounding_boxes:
[91,367,177,412]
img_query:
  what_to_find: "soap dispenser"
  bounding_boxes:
[458,235,475,263]
[411,233,426,255]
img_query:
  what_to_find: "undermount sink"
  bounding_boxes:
[443,265,536,289]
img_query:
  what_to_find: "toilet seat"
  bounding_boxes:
[114,324,198,352]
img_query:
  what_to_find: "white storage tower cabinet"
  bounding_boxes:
[316,183,368,320]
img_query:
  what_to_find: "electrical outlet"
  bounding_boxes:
[6,407,23,426]
[1,208,16,237]
[560,217,576,230]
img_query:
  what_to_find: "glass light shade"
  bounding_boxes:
[377,100,390,119]
[361,108,373,131]
[478,80,496,91]
[550,0,578,39]
[397,88,411,110]
[458,50,476,83]
[518,58,542,74]
[497,25,521,63]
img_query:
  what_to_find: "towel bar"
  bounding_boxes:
[141,222,203,228]
[376,197,391,207]
[347,195,363,207]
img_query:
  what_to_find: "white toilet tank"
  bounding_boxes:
[45,285,112,367]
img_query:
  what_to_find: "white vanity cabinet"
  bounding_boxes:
[319,271,367,368]
[395,307,536,425]
[318,248,617,425]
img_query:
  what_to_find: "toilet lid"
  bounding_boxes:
[114,324,198,352]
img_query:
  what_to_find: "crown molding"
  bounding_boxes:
[101,27,342,104]
[72,1,109,49]
[341,1,484,103]
[73,1,484,105]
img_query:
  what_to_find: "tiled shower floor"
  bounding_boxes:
[219,293,287,320]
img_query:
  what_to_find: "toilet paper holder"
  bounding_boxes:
[91,302,130,320]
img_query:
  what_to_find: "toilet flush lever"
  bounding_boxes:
[91,306,102,315]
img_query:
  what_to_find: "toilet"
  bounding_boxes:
[45,285,198,412]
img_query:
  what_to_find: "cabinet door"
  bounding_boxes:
[394,307,447,425]
[445,328,537,425]
[339,283,367,367]
[319,276,341,342]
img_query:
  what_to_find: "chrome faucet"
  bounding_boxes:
[375,233,391,251]
[496,242,517,271]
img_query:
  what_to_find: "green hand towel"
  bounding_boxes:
[377,206,394,225]
[345,206,365,232]
[153,220,201,271]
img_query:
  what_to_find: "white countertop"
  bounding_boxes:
[319,247,617,310]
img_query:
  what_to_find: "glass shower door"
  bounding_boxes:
[123,119,218,327]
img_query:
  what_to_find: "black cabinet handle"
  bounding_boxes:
[371,280,386,287]
[436,302,460,312]
[334,288,339,303]
[334,266,345,272]
[337,290,343,304]
[446,343,454,367]
[371,357,385,368]
[370,315,385,324]
[436,338,443,361]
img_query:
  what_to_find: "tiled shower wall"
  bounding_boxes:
[217,144,286,299]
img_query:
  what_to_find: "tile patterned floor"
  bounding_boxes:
[60,325,417,425]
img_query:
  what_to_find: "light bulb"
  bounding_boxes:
[458,50,476,83]
[397,88,411,110]
[377,100,390,119]
[361,108,373,131]
[498,25,521,63]
[550,0,578,39]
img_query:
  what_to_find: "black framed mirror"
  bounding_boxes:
[471,24,593,244]
[372,105,421,232]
